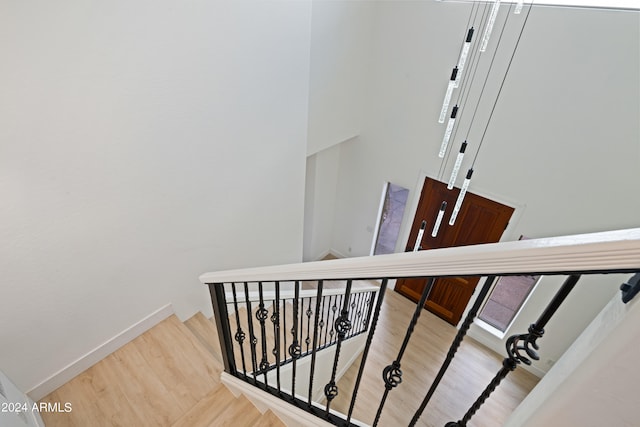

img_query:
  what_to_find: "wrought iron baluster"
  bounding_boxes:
[305,297,313,353]
[318,293,327,349]
[328,295,338,346]
[363,290,376,332]
[308,281,324,406]
[256,282,270,388]
[325,295,334,346]
[231,282,247,377]
[346,292,358,339]
[445,274,581,427]
[289,281,302,399]
[272,281,282,394]
[324,280,353,415]
[283,296,288,363]
[373,277,436,427]
[346,280,388,424]
[354,292,364,336]
[409,276,497,426]
[243,282,258,384]
[299,290,305,354]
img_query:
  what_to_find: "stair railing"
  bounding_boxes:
[202,228,640,426]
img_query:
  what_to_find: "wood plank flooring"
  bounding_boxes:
[328,286,539,427]
[38,315,285,427]
[38,286,538,427]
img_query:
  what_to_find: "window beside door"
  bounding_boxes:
[477,274,540,333]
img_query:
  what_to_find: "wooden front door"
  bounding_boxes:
[395,177,514,325]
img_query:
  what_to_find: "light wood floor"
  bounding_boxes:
[39,286,538,427]
[328,286,539,427]
[39,314,284,427]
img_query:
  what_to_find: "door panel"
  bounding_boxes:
[395,177,514,325]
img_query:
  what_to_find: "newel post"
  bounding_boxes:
[208,282,237,375]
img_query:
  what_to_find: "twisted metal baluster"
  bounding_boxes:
[328,295,338,346]
[308,281,324,406]
[446,275,581,427]
[362,290,376,332]
[231,283,247,377]
[272,281,282,393]
[325,295,334,346]
[409,276,497,426]
[289,281,302,399]
[318,293,327,348]
[373,277,436,427]
[324,280,353,415]
[256,282,270,387]
[346,279,389,425]
[244,282,258,384]
[305,297,313,353]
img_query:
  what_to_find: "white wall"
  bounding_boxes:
[306,0,372,156]
[329,2,640,372]
[304,143,342,261]
[0,0,311,393]
[303,0,373,260]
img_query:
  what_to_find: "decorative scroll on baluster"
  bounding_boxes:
[256,282,270,387]
[445,275,581,427]
[231,283,248,376]
[305,298,313,353]
[318,294,326,348]
[409,276,497,426]
[289,281,302,398]
[271,281,282,393]
[307,281,324,406]
[373,277,436,427]
[324,280,353,415]
[244,282,258,384]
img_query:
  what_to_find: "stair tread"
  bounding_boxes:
[254,409,286,427]
[171,383,236,427]
[213,394,262,426]
[185,312,223,364]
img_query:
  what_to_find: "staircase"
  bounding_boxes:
[38,313,286,427]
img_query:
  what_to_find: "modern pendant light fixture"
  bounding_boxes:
[515,0,524,13]
[431,201,448,237]
[449,168,473,225]
[454,28,475,88]
[438,67,458,123]
[447,141,468,189]
[480,0,501,52]
[439,105,459,157]
[414,220,427,251]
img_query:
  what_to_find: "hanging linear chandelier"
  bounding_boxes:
[430,0,534,235]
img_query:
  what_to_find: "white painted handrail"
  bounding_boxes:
[200,228,640,284]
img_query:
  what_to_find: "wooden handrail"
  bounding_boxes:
[200,228,640,283]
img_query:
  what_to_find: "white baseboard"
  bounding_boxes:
[27,304,174,401]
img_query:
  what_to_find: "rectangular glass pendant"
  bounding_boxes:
[439,67,458,123]
[449,168,473,225]
[480,0,501,52]
[447,141,468,189]
[431,201,448,238]
[515,0,524,14]
[414,220,427,251]
[439,105,458,158]
[454,28,474,88]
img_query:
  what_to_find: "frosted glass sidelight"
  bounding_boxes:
[439,67,458,123]
[447,141,468,189]
[431,201,448,238]
[449,169,473,225]
[480,0,501,52]
[439,105,459,157]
